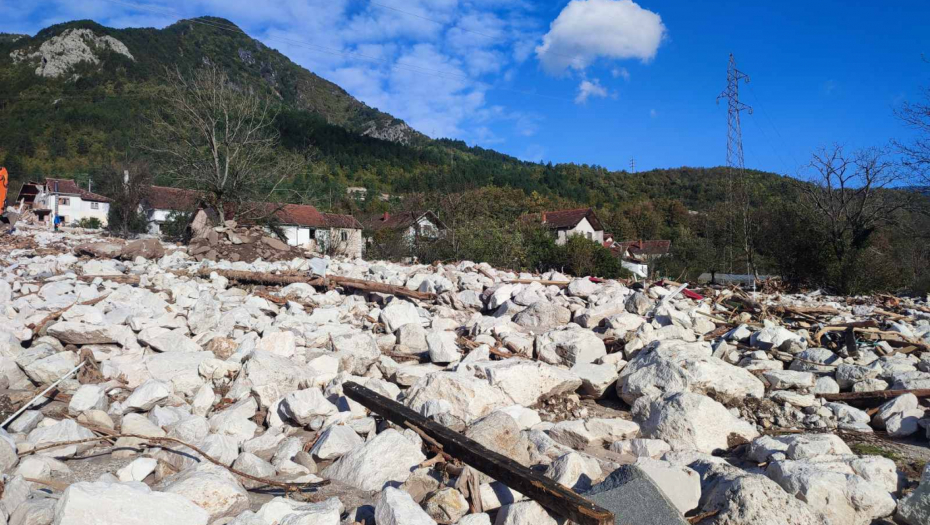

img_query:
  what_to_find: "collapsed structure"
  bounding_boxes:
[0,223,927,525]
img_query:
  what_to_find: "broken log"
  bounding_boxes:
[343,382,614,525]
[506,279,571,288]
[816,388,930,404]
[198,269,436,301]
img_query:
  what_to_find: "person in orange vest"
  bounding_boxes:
[0,167,8,210]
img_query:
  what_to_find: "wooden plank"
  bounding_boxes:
[198,269,435,301]
[506,279,571,288]
[816,388,930,404]
[342,382,614,525]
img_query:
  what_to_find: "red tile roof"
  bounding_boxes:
[144,186,204,212]
[263,203,362,229]
[45,178,111,203]
[361,211,445,231]
[615,240,672,256]
[527,207,603,232]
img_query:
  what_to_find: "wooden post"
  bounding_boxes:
[342,382,614,525]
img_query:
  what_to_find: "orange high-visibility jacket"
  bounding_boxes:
[0,167,8,209]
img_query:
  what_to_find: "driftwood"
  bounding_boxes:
[506,279,571,288]
[813,321,879,346]
[28,293,110,333]
[77,274,141,285]
[199,269,436,301]
[21,433,329,494]
[816,388,930,404]
[343,382,614,525]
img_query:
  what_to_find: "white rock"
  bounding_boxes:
[535,326,606,366]
[27,419,95,457]
[633,392,759,454]
[310,425,363,460]
[767,458,896,525]
[322,429,425,491]
[54,481,209,525]
[162,465,250,522]
[404,372,512,423]
[634,457,701,513]
[872,393,918,429]
[544,452,602,491]
[243,350,311,408]
[123,379,171,413]
[24,351,80,384]
[116,457,157,482]
[381,300,420,332]
[138,328,201,353]
[570,362,617,397]
[257,330,296,358]
[426,331,461,363]
[475,359,581,407]
[609,438,670,458]
[618,342,764,404]
[494,501,559,525]
[567,278,598,298]
[762,369,815,390]
[188,293,221,335]
[376,487,437,525]
[67,384,107,415]
[898,463,930,525]
[281,388,338,426]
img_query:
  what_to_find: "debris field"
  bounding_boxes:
[0,223,928,525]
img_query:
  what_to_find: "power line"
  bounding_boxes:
[746,82,805,171]
[97,0,574,102]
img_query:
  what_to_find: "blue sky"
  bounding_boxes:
[3,0,929,175]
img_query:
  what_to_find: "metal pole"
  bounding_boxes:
[1,362,85,428]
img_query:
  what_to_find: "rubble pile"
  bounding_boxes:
[187,219,306,264]
[0,223,928,525]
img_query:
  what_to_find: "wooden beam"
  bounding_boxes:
[198,269,435,301]
[342,382,614,525]
[816,388,930,404]
[506,279,571,288]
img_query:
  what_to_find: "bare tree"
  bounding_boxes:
[797,145,909,290]
[895,82,930,186]
[100,159,154,237]
[145,66,304,221]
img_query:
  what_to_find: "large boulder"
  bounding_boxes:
[381,300,420,332]
[618,342,764,405]
[512,301,572,332]
[632,392,759,454]
[473,359,582,407]
[161,464,249,522]
[465,412,531,466]
[898,463,930,525]
[404,372,512,423]
[54,481,209,525]
[766,457,896,525]
[243,351,311,408]
[534,326,606,367]
[695,462,829,525]
[322,429,425,491]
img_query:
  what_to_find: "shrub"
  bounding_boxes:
[75,217,102,229]
[160,210,192,242]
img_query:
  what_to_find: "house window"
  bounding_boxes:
[586,231,592,240]
[58,197,70,206]
[90,202,99,210]
[341,231,348,242]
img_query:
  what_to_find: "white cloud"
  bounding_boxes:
[649,108,657,118]
[611,67,630,80]
[575,78,608,104]
[536,0,666,75]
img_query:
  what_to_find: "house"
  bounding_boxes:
[143,185,364,258]
[362,211,446,244]
[530,207,605,245]
[612,240,672,279]
[15,178,111,227]
[273,204,364,258]
[143,185,204,234]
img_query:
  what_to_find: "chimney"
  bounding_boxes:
[123,170,129,184]
[541,212,546,223]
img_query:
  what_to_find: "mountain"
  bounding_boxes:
[0,17,793,214]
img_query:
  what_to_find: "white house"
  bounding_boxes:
[531,207,605,245]
[16,178,111,227]
[144,185,364,258]
[362,211,445,243]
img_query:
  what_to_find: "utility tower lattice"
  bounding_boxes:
[716,54,753,279]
